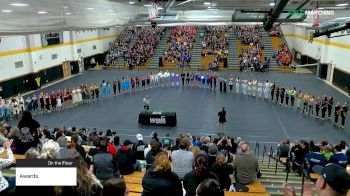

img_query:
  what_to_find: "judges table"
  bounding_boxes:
[138,111,177,127]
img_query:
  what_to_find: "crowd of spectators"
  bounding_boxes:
[238,48,269,72]
[105,26,164,68]
[275,139,350,175]
[201,26,229,70]
[233,25,263,47]
[0,114,264,195]
[104,27,136,66]
[275,42,292,66]
[163,27,197,68]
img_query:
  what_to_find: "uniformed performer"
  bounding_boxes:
[334,102,341,126]
[252,79,257,97]
[143,95,151,111]
[340,102,348,129]
[235,77,240,94]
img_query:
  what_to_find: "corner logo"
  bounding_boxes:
[288,10,335,16]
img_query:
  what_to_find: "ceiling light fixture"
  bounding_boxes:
[1,10,13,13]
[157,7,163,10]
[204,2,211,5]
[64,6,68,9]
[38,11,48,14]
[318,7,325,9]
[336,3,349,6]
[269,2,275,6]
[129,1,135,4]
[10,3,29,7]
[208,6,212,8]
[65,12,71,15]
[86,7,95,10]
[144,4,151,7]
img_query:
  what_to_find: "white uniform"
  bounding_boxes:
[242,81,247,95]
[258,82,263,97]
[247,81,252,96]
[264,82,270,99]
[235,78,240,93]
[252,80,257,97]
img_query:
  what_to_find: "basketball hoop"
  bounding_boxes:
[147,2,159,21]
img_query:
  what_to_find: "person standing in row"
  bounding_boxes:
[308,96,314,116]
[321,96,328,120]
[247,80,252,96]
[340,102,348,129]
[235,77,240,94]
[280,87,285,105]
[264,80,270,99]
[315,97,321,118]
[275,87,280,104]
[303,92,309,114]
[252,79,257,97]
[285,88,290,107]
[327,96,334,120]
[229,75,234,92]
[296,90,302,111]
[270,82,275,101]
[334,102,341,126]
[290,87,296,107]
[242,80,247,95]
[257,81,263,98]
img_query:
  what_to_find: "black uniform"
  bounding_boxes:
[341,105,348,126]
[321,99,327,119]
[334,104,341,124]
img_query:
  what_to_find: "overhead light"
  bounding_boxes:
[208,6,212,8]
[318,7,325,9]
[86,7,95,10]
[1,10,13,13]
[269,2,275,6]
[10,3,29,7]
[336,3,349,6]
[144,4,151,7]
[38,11,48,14]
[109,9,114,12]
[204,2,211,5]
[157,7,163,10]
[63,6,68,9]
[65,12,71,15]
[129,1,135,5]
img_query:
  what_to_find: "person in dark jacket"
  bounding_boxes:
[142,152,182,196]
[117,140,137,175]
[304,146,327,172]
[183,154,219,196]
[132,134,147,160]
[93,140,118,184]
[211,153,233,191]
[196,179,224,196]
[328,145,348,168]
[17,111,40,153]
[145,139,161,169]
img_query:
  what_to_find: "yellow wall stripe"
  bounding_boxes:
[0,35,118,57]
[284,34,350,50]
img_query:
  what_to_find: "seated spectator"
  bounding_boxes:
[200,137,211,154]
[88,138,100,157]
[190,146,202,156]
[107,138,118,159]
[0,128,8,146]
[145,139,162,169]
[196,179,224,196]
[233,141,259,185]
[322,144,333,161]
[37,140,59,159]
[133,134,147,160]
[217,137,233,163]
[329,145,348,168]
[162,133,173,149]
[57,136,75,159]
[312,164,350,196]
[70,134,86,160]
[208,144,218,170]
[304,145,327,172]
[211,153,233,191]
[277,139,290,158]
[25,147,40,159]
[183,154,219,196]
[0,140,15,194]
[291,140,309,172]
[93,139,118,183]
[230,137,238,155]
[171,138,194,179]
[170,138,180,152]
[7,127,20,154]
[101,177,128,196]
[142,152,183,196]
[55,151,102,196]
[117,140,137,175]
